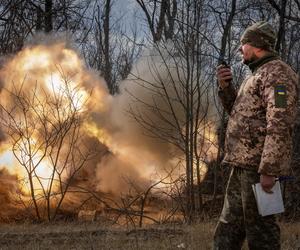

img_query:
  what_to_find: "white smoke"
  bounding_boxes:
[96,41,219,194]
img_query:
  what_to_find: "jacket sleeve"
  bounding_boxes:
[258,70,299,176]
[218,82,237,114]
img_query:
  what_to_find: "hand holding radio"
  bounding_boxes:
[217,61,232,90]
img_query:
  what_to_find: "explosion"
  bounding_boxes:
[0,41,112,218]
[0,38,218,221]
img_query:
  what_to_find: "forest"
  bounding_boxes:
[0,0,299,249]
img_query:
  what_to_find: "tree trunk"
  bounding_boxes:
[275,0,287,57]
[103,0,113,94]
[213,0,236,209]
[45,0,53,33]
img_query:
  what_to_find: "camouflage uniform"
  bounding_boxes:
[221,56,299,176]
[214,167,280,250]
[214,36,299,249]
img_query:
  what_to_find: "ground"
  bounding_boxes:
[0,221,299,249]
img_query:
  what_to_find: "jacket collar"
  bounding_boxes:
[248,52,280,74]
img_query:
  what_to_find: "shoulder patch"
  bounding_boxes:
[274,84,287,108]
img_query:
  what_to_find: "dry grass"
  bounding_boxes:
[0,220,299,249]
[281,222,300,250]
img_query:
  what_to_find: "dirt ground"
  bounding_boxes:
[0,221,299,249]
[0,222,190,250]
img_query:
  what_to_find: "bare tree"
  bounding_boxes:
[135,0,177,42]
[0,0,36,53]
[44,0,53,32]
[130,0,220,222]
[207,0,238,210]
[0,0,94,54]
[0,71,100,221]
[83,0,142,95]
[0,1,141,95]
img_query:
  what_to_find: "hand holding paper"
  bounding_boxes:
[252,181,284,216]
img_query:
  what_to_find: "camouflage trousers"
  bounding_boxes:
[213,166,280,250]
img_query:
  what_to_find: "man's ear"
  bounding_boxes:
[255,47,268,57]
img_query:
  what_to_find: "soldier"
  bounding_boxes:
[213,21,299,250]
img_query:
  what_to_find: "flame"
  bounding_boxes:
[45,73,62,93]
[0,149,17,170]
[0,143,57,195]
[83,120,112,146]
[21,49,51,71]
[44,72,89,111]
[0,42,107,197]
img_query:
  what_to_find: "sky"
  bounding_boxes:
[113,0,146,35]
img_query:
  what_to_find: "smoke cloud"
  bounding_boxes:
[100,42,219,192]
[0,35,218,209]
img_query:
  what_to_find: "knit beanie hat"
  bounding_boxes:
[240,21,277,51]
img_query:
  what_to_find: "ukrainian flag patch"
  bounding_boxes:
[274,84,287,108]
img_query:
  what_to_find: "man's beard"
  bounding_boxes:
[243,53,259,65]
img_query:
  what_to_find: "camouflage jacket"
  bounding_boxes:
[219,55,299,176]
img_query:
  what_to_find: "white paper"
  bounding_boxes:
[252,181,285,216]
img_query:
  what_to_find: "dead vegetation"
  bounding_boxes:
[0,220,298,249]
